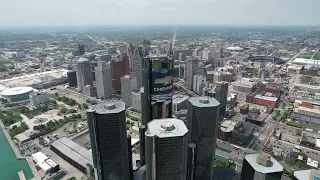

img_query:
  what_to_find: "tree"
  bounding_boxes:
[272,116,277,121]
[91,99,97,105]
[60,107,68,114]
[77,104,82,110]
[82,103,88,109]
[296,129,302,136]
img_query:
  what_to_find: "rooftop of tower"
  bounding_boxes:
[145,118,188,138]
[77,57,89,62]
[188,96,220,108]
[146,54,171,60]
[245,153,283,174]
[87,101,125,114]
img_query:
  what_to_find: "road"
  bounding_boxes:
[311,49,319,60]
[78,30,104,46]
[174,83,198,96]
[280,47,307,71]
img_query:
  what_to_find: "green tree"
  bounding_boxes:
[296,129,302,136]
[82,103,89,109]
[272,116,277,121]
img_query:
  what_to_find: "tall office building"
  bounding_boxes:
[186,57,199,90]
[187,97,220,180]
[87,101,131,180]
[95,61,112,100]
[139,54,173,167]
[132,47,144,88]
[121,75,137,107]
[110,53,130,92]
[78,44,85,55]
[143,54,174,125]
[240,153,283,180]
[67,71,77,87]
[145,118,188,180]
[76,57,93,92]
[215,81,229,117]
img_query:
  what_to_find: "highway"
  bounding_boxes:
[280,47,307,71]
[78,30,104,46]
[311,49,319,60]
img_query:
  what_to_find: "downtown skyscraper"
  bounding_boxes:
[87,101,131,180]
[140,54,174,167]
[95,61,112,100]
[187,97,220,180]
[142,54,174,125]
[76,57,93,92]
[145,118,188,180]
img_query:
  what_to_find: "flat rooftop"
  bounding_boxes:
[188,96,220,108]
[233,121,255,136]
[234,79,256,88]
[146,118,188,138]
[172,94,189,104]
[254,95,278,102]
[245,153,283,174]
[87,101,125,114]
[220,120,236,133]
[51,137,93,168]
[0,69,69,88]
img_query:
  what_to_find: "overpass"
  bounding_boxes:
[247,55,285,64]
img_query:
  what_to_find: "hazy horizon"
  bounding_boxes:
[0,0,319,26]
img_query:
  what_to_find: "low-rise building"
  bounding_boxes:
[220,120,236,141]
[29,92,50,108]
[245,113,266,126]
[247,94,279,108]
[233,79,256,93]
[300,131,320,150]
[230,121,255,146]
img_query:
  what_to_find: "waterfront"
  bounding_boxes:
[0,129,33,180]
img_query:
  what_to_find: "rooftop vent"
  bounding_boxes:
[161,122,175,131]
[256,153,272,167]
[199,97,209,104]
[104,103,116,110]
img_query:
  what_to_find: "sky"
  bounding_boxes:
[0,0,319,26]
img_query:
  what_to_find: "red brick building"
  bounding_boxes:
[110,53,130,93]
[253,95,279,108]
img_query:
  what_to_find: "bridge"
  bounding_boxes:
[247,55,285,64]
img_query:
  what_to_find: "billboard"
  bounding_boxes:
[149,56,173,119]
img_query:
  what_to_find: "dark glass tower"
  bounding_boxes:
[87,101,131,180]
[145,118,188,180]
[143,54,174,126]
[187,97,220,180]
[67,71,77,87]
[140,54,174,167]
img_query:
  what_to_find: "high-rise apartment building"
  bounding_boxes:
[76,57,93,92]
[186,57,199,90]
[121,75,137,107]
[95,61,112,100]
[87,101,131,180]
[145,118,188,180]
[187,97,220,180]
